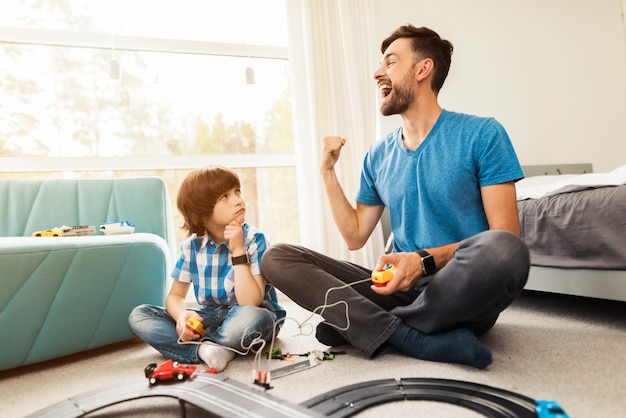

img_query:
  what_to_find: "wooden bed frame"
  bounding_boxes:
[521,163,626,302]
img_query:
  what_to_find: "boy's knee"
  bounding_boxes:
[128,303,150,322]
[128,304,166,329]
[220,306,276,347]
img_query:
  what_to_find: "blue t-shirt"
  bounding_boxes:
[356,110,523,252]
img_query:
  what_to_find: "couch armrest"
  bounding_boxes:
[0,234,169,370]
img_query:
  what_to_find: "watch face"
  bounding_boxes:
[417,250,436,275]
[422,255,436,275]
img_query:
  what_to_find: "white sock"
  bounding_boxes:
[198,343,235,372]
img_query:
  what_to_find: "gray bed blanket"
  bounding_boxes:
[517,185,626,270]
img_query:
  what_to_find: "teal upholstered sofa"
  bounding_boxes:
[0,177,177,371]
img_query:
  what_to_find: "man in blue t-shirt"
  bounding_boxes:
[261,25,530,369]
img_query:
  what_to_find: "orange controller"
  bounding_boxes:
[186,317,206,337]
[371,267,396,287]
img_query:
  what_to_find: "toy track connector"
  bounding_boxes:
[535,400,570,418]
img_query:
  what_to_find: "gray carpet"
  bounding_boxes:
[1,290,625,417]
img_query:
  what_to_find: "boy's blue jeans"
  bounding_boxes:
[128,304,277,364]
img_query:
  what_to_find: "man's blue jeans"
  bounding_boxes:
[128,304,277,363]
[260,230,530,358]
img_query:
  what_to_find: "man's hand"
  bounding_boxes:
[224,221,244,255]
[370,252,423,294]
[321,136,346,172]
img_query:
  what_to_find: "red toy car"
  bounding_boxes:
[144,359,196,385]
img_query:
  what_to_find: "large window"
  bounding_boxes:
[0,0,298,245]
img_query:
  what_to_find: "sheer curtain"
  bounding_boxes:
[285,0,385,266]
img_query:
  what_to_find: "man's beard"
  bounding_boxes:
[380,69,416,116]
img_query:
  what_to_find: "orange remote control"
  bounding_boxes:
[186,317,206,336]
[371,267,396,287]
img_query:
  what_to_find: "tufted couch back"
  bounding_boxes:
[0,177,176,255]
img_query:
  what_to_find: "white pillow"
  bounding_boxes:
[516,174,577,189]
[516,164,626,200]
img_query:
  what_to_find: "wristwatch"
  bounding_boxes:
[231,253,250,266]
[416,249,436,276]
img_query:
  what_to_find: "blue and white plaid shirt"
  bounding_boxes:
[171,223,285,319]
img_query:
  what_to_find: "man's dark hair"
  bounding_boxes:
[381,25,453,94]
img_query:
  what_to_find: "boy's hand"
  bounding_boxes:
[224,221,245,255]
[177,312,203,342]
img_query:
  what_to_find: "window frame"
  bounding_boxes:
[0,26,293,173]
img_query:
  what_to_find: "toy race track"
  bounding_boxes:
[27,372,318,418]
[26,373,569,418]
[302,377,568,418]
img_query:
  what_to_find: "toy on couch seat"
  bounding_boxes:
[32,228,63,237]
[62,225,97,236]
[371,267,396,287]
[32,225,96,237]
[99,220,135,235]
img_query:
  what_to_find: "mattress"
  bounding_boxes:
[517,184,626,270]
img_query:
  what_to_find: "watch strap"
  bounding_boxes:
[231,253,250,265]
[416,249,436,276]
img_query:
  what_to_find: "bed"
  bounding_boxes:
[517,163,626,302]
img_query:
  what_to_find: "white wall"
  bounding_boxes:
[372,0,626,172]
